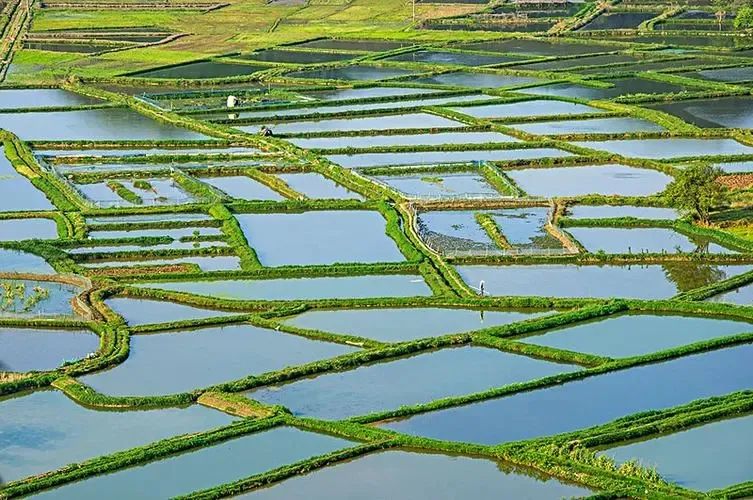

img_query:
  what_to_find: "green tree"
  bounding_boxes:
[735,6,753,28]
[664,164,729,224]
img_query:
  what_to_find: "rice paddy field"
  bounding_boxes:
[2,0,753,498]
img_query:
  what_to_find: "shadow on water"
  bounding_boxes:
[662,262,726,292]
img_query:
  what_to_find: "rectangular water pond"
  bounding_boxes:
[290,130,518,150]
[566,205,679,220]
[575,138,753,159]
[458,39,613,56]
[212,94,495,121]
[375,172,503,199]
[0,327,98,372]
[567,227,736,254]
[33,427,353,500]
[0,108,209,141]
[0,218,57,240]
[135,274,432,301]
[82,324,356,396]
[0,88,102,109]
[515,54,639,71]
[236,211,404,266]
[293,39,414,52]
[239,450,593,499]
[302,86,441,102]
[414,72,543,88]
[450,100,601,119]
[104,297,236,326]
[239,49,356,64]
[201,176,285,201]
[510,116,664,135]
[519,313,751,358]
[88,226,222,240]
[86,213,212,225]
[36,146,260,158]
[0,390,233,482]
[82,255,242,272]
[223,94,494,120]
[386,50,525,66]
[506,164,671,197]
[517,77,688,100]
[242,112,464,135]
[649,96,753,128]
[455,263,753,299]
[131,61,267,79]
[69,239,227,256]
[600,413,753,491]
[284,307,550,343]
[0,153,54,212]
[248,345,579,419]
[580,12,658,30]
[694,66,753,82]
[0,248,53,274]
[327,147,573,168]
[275,173,363,200]
[24,41,113,53]
[286,65,416,81]
[382,342,753,444]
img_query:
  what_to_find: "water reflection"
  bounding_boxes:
[661,261,727,291]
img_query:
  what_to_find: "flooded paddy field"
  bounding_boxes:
[240,112,465,135]
[0,278,81,317]
[5,9,753,498]
[648,96,753,128]
[81,323,356,396]
[516,77,689,99]
[517,313,751,357]
[383,342,753,444]
[286,65,416,81]
[249,345,579,419]
[506,164,672,197]
[33,427,353,500]
[239,450,593,499]
[566,226,737,254]
[130,61,269,79]
[600,413,753,491]
[510,116,665,135]
[289,130,518,150]
[0,390,233,482]
[235,211,405,266]
[283,307,551,342]
[327,147,573,168]
[574,138,753,159]
[0,327,98,371]
[0,217,57,239]
[0,108,209,141]
[455,263,753,298]
[199,93,496,121]
[449,99,602,119]
[135,274,432,300]
[374,171,504,198]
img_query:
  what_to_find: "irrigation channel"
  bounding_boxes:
[3,0,753,497]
